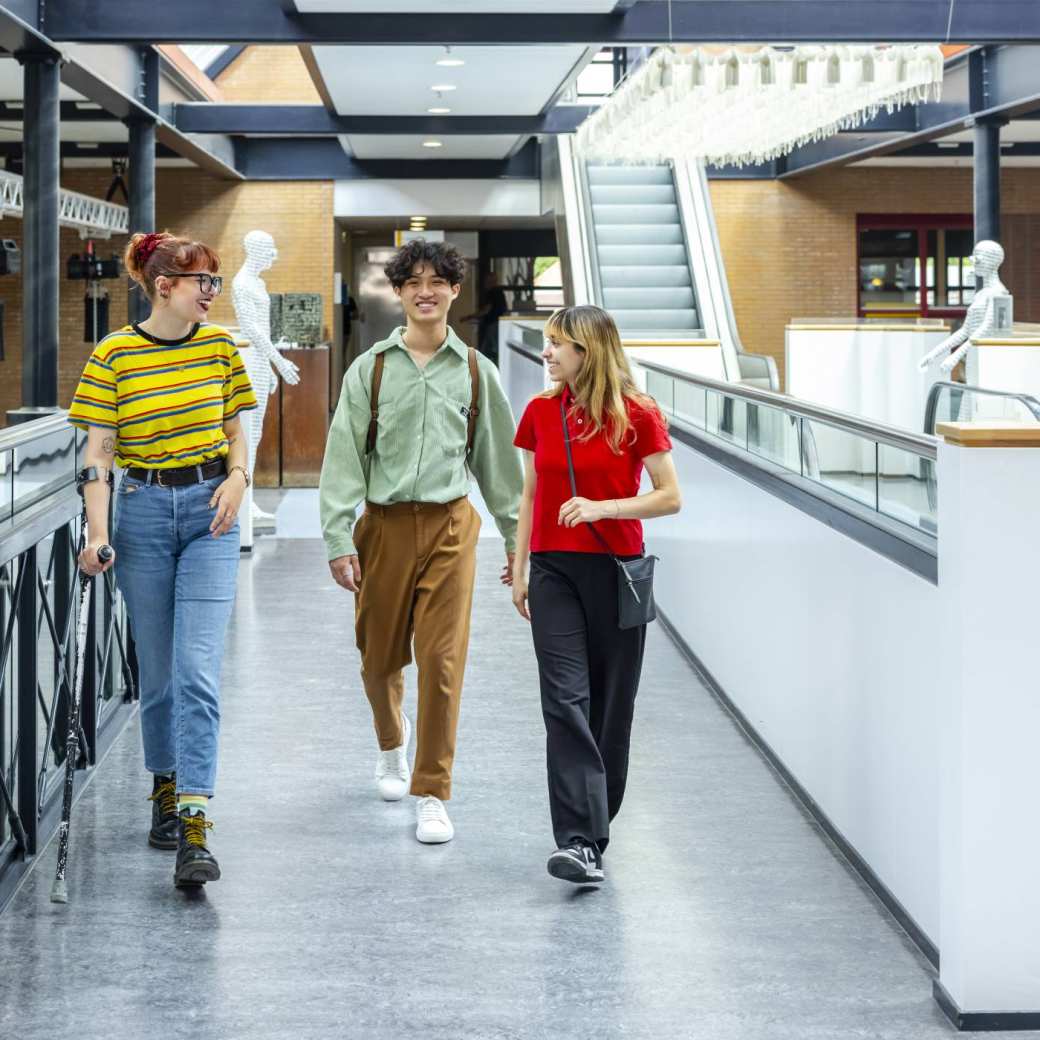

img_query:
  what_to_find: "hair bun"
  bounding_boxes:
[134,232,166,267]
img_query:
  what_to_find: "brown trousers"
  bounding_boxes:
[353,497,481,800]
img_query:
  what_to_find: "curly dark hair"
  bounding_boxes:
[384,239,466,288]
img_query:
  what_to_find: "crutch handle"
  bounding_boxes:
[97,544,114,563]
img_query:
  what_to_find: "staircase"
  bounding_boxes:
[585,163,701,336]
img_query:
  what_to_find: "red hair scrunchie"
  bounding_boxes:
[134,232,165,267]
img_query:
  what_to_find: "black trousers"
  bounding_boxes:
[528,551,647,852]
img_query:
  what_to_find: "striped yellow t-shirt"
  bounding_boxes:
[67,322,257,469]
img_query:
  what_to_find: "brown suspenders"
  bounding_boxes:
[365,346,480,456]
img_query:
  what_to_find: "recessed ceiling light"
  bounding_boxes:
[437,46,465,68]
[422,140,444,149]
[427,107,451,115]
[411,216,427,222]
[430,84,457,92]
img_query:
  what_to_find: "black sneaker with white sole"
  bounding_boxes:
[547,841,605,884]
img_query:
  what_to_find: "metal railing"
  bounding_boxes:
[0,414,138,914]
[640,360,939,538]
[923,380,1040,434]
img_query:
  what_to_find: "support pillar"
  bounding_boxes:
[933,421,1040,1031]
[973,118,1003,247]
[126,48,158,326]
[11,53,61,425]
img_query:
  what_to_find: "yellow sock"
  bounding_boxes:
[177,794,209,817]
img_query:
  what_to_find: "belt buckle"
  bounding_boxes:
[155,469,168,489]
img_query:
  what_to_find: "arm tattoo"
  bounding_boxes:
[102,436,115,456]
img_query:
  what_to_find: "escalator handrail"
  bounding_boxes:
[922,380,1040,435]
[639,358,938,460]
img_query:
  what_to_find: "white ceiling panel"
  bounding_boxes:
[0,56,84,102]
[313,45,588,116]
[343,133,523,159]
[297,1,616,11]
[0,121,127,144]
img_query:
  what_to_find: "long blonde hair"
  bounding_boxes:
[542,305,663,454]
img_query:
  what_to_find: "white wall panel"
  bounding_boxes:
[334,178,541,218]
[650,437,941,943]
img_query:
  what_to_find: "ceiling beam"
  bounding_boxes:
[172,104,596,136]
[781,46,1040,177]
[39,0,1040,45]
[204,44,247,80]
[234,136,540,180]
[886,141,1040,158]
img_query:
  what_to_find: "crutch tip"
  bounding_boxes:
[49,879,68,903]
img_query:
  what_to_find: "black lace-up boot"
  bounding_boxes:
[147,774,178,850]
[174,810,221,889]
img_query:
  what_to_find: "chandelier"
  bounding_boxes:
[576,45,944,168]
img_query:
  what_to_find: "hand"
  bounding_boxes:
[209,473,246,537]
[558,497,607,528]
[330,554,362,592]
[274,353,301,386]
[511,570,530,621]
[78,538,115,577]
[500,551,515,587]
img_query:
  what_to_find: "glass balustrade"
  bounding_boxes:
[644,363,938,536]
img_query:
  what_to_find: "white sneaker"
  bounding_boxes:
[415,796,454,844]
[374,714,411,801]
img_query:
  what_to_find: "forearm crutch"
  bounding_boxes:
[50,501,112,904]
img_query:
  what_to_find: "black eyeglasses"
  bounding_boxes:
[162,273,224,296]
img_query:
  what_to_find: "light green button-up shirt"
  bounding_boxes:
[319,326,523,560]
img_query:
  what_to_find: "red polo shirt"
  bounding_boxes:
[513,387,672,556]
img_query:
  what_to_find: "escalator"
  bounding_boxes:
[586,163,702,336]
[555,136,778,390]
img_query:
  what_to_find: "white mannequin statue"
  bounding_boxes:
[232,230,301,527]
[918,240,1012,375]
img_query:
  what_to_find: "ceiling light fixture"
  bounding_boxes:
[422,140,444,149]
[428,107,452,115]
[430,84,457,92]
[437,46,465,68]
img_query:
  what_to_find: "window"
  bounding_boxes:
[576,49,627,98]
[857,215,974,318]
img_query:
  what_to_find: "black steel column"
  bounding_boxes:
[126,48,158,325]
[973,118,1003,246]
[16,53,61,420]
[16,549,39,856]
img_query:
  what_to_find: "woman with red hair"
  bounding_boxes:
[68,230,256,891]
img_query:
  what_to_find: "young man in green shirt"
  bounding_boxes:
[319,240,523,844]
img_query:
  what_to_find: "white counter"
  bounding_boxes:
[786,322,950,475]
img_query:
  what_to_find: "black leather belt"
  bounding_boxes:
[125,458,227,488]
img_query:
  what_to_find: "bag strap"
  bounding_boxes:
[365,351,385,455]
[466,347,480,455]
[368,346,479,456]
[559,395,617,558]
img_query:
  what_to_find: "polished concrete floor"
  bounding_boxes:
[0,529,1024,1039]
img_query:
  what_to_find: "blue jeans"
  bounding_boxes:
[113,474,240,796]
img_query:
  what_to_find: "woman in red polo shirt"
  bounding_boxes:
[512,305,682,885]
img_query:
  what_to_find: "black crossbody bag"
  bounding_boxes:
[560,397,658,630]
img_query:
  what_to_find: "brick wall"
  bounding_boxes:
[710,166,1040,387]
[0,168,334,422]
[215,46,323,103]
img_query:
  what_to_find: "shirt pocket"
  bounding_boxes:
[373,402,402,461]
[437,395,471,458]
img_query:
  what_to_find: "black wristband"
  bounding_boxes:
[76,466,114,497]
